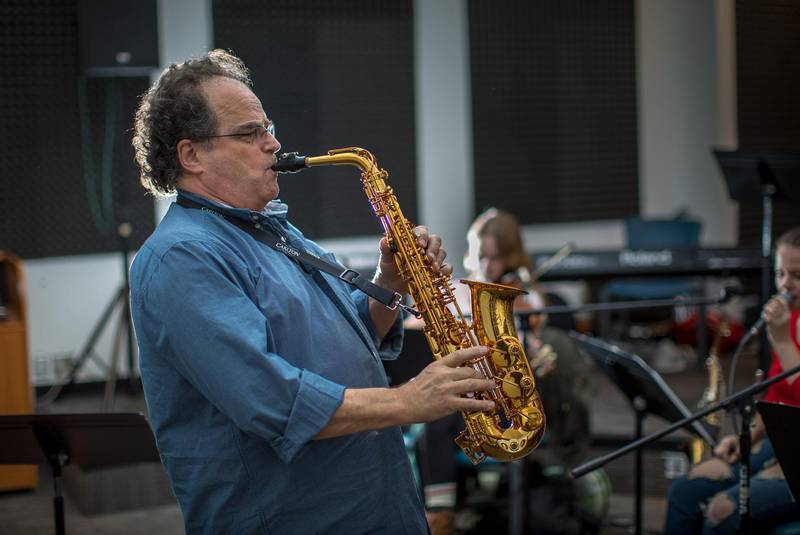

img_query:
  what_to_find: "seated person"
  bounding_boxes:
[418,208,593,534]
[663,226,800,534]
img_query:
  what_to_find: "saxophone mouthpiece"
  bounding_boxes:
[273,152,308,173]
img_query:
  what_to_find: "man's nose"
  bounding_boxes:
[262,133,281,154]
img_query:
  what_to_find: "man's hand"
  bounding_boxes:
[374,226,453,294]
[395,346,495,422]
[315,346,496,439]
[714,434,740,464]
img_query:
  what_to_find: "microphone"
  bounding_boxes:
[747,290,793,336]
[726,290,793,400]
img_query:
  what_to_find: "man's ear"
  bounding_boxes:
[176,139,204,175]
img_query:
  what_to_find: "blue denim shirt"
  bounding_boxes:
[130,191,427,534]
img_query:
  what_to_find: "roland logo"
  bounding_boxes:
[276,241,300,257]
[619,249,672,267]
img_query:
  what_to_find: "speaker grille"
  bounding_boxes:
[468,0,639,225]
[736,0,800,246]
[0,0,155,259]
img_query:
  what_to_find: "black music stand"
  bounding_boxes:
[0,413,160,535]
[713,149,800,369]
[570,332,715,535]
[757,401,800,501]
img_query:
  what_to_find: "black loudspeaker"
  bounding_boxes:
[77,0,159,77]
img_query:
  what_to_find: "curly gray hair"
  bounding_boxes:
[132,49,251,196]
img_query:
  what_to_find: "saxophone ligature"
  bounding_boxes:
[274,148,546,464]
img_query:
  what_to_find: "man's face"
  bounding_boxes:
[775,244,800,310]
[194,77,282,211]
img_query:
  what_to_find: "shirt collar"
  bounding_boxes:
[176,189,289,223]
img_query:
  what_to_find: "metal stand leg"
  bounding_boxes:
[738,401,753,535]
[39,286,126,405]
[759,185,776,371]
[51,454,67,535]
[32,424,70,535]
[633,396,647,535]
[508,459,528,535]
[41,229,138,407]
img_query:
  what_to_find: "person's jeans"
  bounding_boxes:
[663,439,800,534]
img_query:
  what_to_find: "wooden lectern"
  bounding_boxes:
[0,250,38,491]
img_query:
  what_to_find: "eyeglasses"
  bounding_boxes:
[201,122,276,144]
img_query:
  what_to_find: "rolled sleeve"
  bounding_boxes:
[272,370,345,463]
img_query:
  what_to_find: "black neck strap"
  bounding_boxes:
[175,195,418,316]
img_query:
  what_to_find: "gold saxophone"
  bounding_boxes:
[688,320,728,463]
[274,147,545,464]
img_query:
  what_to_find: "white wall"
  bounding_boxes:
[412,0,474,277]
[26,253,130,385]
[636,0,738,246]
[153,0,214,222]
[24,0,742,384]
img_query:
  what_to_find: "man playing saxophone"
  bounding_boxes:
[130,49,495,534]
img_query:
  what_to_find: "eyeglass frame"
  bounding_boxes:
[195,121,276,145]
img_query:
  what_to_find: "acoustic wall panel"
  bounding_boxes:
[0,0,154,259]
[468,0,639,225]
[212,0,417,240]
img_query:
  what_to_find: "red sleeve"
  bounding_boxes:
[763,310,800,406]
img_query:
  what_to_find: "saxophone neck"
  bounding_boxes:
[274,147,379,174]
[309,148,378,173]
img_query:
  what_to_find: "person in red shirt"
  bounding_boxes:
[664,226,800,534]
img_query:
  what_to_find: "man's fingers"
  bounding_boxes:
[450,366,482,381]
[378,236,394,256]
[429,245,447,270]
[450,378,495,394]
[441,346,488,367]
[414,226,429,247]
[453,398,495,413]
[425,234,442,256]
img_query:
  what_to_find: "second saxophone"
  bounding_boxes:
[274,147,545,464]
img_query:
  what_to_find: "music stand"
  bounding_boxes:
[570,332,715,535]
[713,149,800,369]
[0,412,160,535]
[756,401,800,501]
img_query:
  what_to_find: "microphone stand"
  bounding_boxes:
[524,287,733,316]
[519,289,732,358]
[571,361,800,535]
